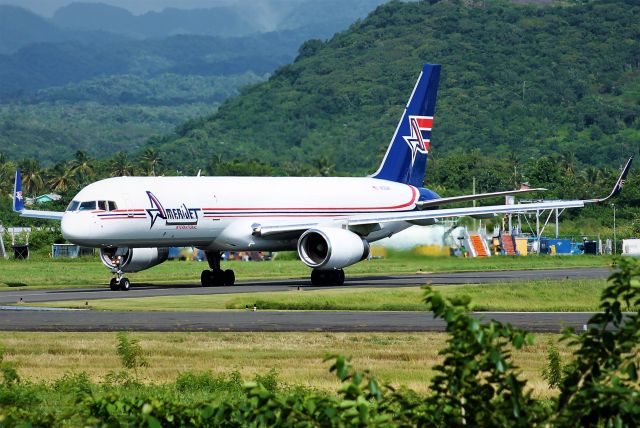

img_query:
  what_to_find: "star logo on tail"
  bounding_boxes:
[403,115,432,166]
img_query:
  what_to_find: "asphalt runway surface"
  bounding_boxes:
[0,267,610,332]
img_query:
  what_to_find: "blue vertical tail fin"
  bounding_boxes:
[13,169,24,212]
[371,64,441,186]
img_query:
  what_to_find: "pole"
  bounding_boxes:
[555,208,559,239]
[613,204,616,255]
[472,177,476,231]
[536,210,540,255]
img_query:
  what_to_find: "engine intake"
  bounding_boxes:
[100,247,169,273]
[297,228,369,270]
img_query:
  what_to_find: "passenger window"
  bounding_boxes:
[67,201,80,211]
[98,201,107,211]
[108,201,117,211]
[79,201,96,211]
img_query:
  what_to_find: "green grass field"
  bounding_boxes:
[34,278,610,312]
[0,331,568,397]
[0,252,612,290]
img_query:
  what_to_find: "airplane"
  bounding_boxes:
[12,64,633,291]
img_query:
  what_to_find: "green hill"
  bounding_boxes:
[151,0,640,176]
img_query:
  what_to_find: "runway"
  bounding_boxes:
[0,267,609,305]
[0,267,609,333]
[0,308,594,333]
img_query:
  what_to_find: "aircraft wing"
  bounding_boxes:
[345,199,585,226]
[252,199,586,239]
[254,156,633,237]
[416,187,546,209]
[348,156,633,227]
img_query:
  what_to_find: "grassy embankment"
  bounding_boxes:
[0,252,612,290]
[0,331,568,397]
[37,278,610,312]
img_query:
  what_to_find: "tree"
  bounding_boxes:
[47,162,76,193]
[68,151,95,185]
[553,257,640,426]
[109,152,135,177]
[139,148,163,176]
[19,159,44,196]
[0,153,16,196]
[312,156,335,177]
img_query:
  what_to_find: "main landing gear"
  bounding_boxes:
[109,272,131,291]
[201,251,235,287]
[310,269,345,286]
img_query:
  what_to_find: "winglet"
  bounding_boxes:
[13,169,24,212]
[593,156,633,203]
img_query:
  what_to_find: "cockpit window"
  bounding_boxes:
[108,201,117,211]
[79,201,96,211]
[67,201,80,211]
[98,201,107,211]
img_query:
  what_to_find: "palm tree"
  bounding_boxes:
[560,151,577,176]
[69,150,95,184]
[47,162,76,193]
[0,153,15,195]
[583,166,601,185]
[19,159,44,196]
[507,151,520,188]
[110,152,135,177]
[312,156,334,177]
[140,149,163,176]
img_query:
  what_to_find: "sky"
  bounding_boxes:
[0,0,258,16]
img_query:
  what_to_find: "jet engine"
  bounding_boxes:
[100,247,169,273]
[297,228,370,270]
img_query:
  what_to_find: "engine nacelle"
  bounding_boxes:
[297,228,370,270]
[100,247,169,273]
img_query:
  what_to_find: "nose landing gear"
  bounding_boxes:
[109,271,131,291]
[201,251,235,287]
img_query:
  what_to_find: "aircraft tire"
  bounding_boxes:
[311,269,345,286]
[120,278,131,291]
[223,269,235,286]
[201,270,213,287]
[311,269,324,286]
[212,269,225,287]
[109,278,119,291]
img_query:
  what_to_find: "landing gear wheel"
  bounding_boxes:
[201,270,213,287]
[212,269,223,286]
[223,269,235,286]
[109,278,119,291]
[311,269,324,286]
[120,277,131,291]
[310,269,345,286]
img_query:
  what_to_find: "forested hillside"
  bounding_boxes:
[2,0,640,234]
[0,1,388,163]
[152,0,639,177]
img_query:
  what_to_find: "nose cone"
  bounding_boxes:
[61,213,97,246]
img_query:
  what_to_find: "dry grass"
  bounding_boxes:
[0,331,569,397]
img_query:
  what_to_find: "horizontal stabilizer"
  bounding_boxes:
[13,169,64,221]
[19,210,64,220]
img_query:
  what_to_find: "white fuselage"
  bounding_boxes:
[61,176,418,251]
